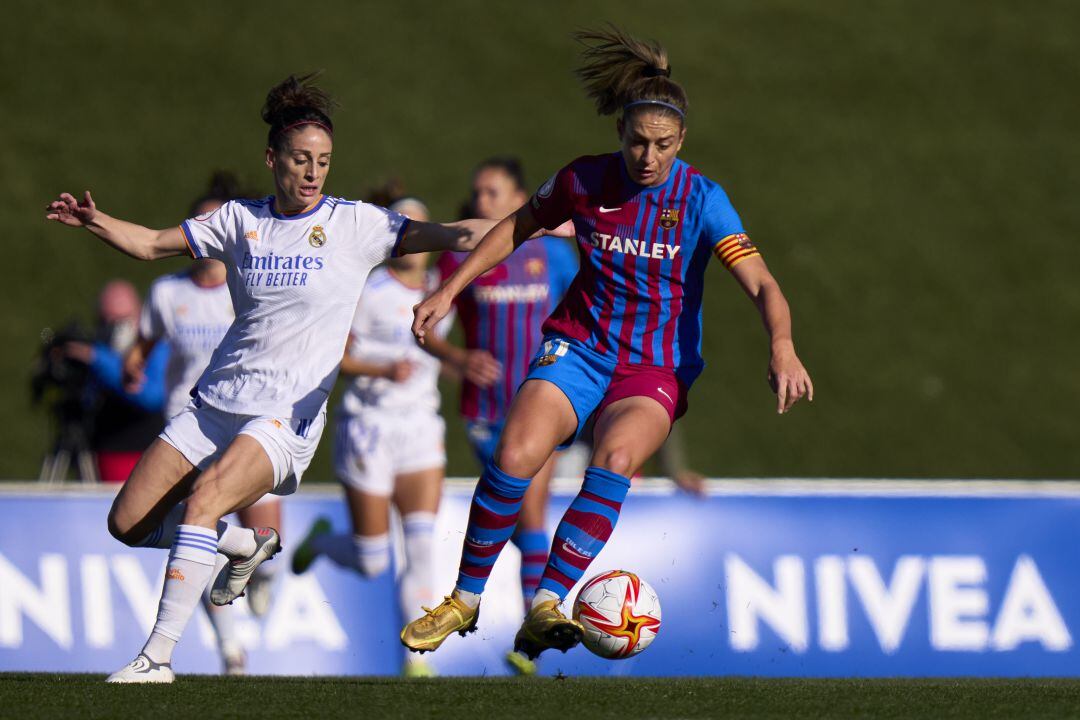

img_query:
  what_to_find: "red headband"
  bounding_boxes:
[272,120,333,141]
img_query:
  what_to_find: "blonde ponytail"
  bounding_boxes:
[573,25,687,121]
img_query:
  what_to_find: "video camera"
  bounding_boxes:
[31,320,97,482]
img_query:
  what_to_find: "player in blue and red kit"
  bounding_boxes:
[402,27,814,659]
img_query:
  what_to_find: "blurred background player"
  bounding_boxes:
[403,26,813,660]
[57,280,168,482]
[123,171,285,674]
[425,157,576,674]
[291,197,450,678]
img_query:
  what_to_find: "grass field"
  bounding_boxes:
[2,674,1079,720]
[3,1,1079,480]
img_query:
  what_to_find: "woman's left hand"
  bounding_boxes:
[768,342,814,414]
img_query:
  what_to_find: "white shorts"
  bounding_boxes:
[161,399,326,496]
[333,407,446,496]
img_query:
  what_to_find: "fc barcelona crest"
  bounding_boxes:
[535,338,569,367]
[309,225,327,247]
[659,208,680,229]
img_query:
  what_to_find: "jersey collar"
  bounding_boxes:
[270,194,326,220]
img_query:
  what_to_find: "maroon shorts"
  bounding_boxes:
[597,364,689,423]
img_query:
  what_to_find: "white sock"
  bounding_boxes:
[355,534,392,577]
[312,532,390,577]
[201,555,239,654]
[452,588,481,609]
[141,524,218,664]
[217,521,256,559]
[530,588,561,611]
[134,504,185,548]
[399,513,436,623]
[134,506,257,559]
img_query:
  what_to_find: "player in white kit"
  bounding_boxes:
[124,175,284,674]
[44,73,537,683]
[291,198,448,678]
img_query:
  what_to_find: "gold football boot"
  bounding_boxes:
[513,599,584,660]
[400,593,479,653]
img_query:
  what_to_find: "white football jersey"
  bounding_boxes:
[180,195,408,418]
[339,267,449,414]
[140,270,234,418]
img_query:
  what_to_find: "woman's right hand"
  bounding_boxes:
[46,191,97,227]
[412,288,454,345]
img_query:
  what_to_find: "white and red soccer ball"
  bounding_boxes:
[572,570,662,659]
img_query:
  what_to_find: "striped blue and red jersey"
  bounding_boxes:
[438,236,577,423]
[529,153,759,385]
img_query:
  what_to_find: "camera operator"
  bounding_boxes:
[59,280,168,482]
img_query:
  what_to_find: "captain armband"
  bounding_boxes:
[713,233,760,271]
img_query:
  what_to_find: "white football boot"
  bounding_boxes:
[106,654,175,684]
[211,527,281,606]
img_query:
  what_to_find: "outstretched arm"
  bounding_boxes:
[397,213,573,257]
[396,219,500,255]
[411,206,543,343]
[45,191,188,261]
[730,256,814,414]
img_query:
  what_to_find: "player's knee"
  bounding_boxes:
[107,511,137,546]
[494,442,542,479]
[106,501,140,546]
[592,446,634,477]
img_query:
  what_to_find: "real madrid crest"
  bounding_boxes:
[659,208,680,230]
[308,225,327,248]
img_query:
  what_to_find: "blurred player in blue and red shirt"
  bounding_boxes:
[401,27,813,659]
[428,158,576,621]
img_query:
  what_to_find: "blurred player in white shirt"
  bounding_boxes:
[292,198,449,678]
[123,173,284,675]
[44,73,531,683]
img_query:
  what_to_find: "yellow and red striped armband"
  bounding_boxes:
[713,233,760,270]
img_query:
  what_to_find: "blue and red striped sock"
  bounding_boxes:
[512,528,549,611]
[538,466,631,599]
[455,463,531,596]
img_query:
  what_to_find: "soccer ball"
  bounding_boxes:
[572,570,661,659]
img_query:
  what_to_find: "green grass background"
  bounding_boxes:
[2,0,1077,480]
[2,675,1080,720]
